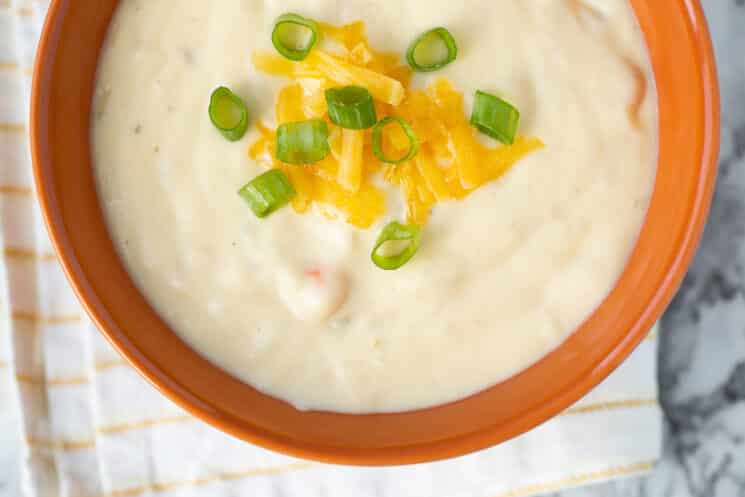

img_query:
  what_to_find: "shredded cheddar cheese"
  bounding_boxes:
[249,21,544,228]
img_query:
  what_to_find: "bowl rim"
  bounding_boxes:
[30,0,720,465]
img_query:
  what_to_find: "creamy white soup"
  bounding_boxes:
[92,0,656,412]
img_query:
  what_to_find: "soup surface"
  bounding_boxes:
[92,0,656,412]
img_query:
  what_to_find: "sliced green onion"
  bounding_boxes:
[276,119,330,164]
[238,169,296,218]
[271,13,320,61]
[371,222,423,270]
[371,117,419,164]
[470,90,520,145]
[406,27,458,72]
[209,87,249,141]
[325,86,377,130]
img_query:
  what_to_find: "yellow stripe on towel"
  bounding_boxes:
[563,398,659,416]
[491,460,655,497]
[3,247,57,261]
[0,185,33,196]
[27,436,95,452]
[0,123,26,133]
[103,462,313,497]
[11,311,83,326]
[16,373,90,386]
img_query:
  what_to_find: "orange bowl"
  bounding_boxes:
[31,0,719,465]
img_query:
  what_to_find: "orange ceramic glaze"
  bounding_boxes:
[31,0,719,465]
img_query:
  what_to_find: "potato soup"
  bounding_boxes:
[92,0,656,412]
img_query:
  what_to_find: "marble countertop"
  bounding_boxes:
[556,1,745,496]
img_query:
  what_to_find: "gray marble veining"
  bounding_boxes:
[556,1,745,496]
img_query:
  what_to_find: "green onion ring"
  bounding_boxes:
[238,169,296,218]
[208,87,249,142]
[325,86,377,129]
[470,90,520,145]
[371,116,420,164]
[406,27,458,72]
[276,119,331,164]
[371,221,423,270]
[271,13,320,61]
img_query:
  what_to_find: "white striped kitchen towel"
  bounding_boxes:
[0,2,662,496]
